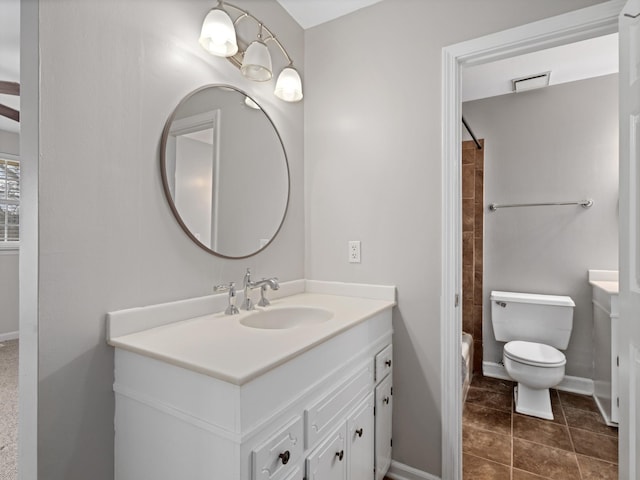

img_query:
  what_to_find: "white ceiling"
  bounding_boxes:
[462,33,618,103]
[275,0,384,29]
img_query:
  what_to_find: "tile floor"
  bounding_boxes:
[463,375,618,480]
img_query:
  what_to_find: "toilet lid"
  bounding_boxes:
[504,341,566,367]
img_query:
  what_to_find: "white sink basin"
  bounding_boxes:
[240,306,334,330]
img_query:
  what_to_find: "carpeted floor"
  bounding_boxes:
[0,340,18,480]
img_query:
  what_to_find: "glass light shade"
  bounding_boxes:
[244,96,261,110]
[241,41,273,81]
[274,67,303,102]
[199,8,238,57]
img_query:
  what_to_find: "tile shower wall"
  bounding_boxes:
[462,140,484,373]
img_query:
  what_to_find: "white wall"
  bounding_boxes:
[33,1,304,478]
[304,0,607,476]
[463,74,619,378]
[0,129,19,338]
[0,130,19,155]
[0,251,19,337]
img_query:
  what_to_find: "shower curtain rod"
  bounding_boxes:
[462,116,482,150]
[488,199,594,211]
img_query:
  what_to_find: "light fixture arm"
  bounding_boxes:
[201,1,303,101]
[221,2,295,67]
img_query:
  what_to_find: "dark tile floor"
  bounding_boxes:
[463,375,618,480]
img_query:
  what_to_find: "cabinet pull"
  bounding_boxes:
[385,360,392,367]
[279,450,291,465]
[355,428,363,438]
[383,396,390,405]
[335,450,344,461]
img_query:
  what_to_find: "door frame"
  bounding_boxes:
[440,2,624,478]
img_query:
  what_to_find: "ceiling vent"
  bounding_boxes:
[512,72,551,93]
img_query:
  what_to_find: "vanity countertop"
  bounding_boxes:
[588,269,619,296]
[589,280,619,295]
[108,292,395,385]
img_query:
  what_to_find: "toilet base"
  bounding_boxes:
[514,384,554,420]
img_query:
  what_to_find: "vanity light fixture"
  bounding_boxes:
[199,7,238,56]
[199,1,303,102]
[241,24,273,81]
[244,96,261,109]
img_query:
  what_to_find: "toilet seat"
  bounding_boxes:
[504,340,566,368]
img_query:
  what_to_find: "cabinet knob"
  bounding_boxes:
[279,450,290,465]
[335,450,344,461]
[385,360,392,367]
[383,396,390,405]
[355,428,363,438]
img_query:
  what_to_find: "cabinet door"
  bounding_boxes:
[348,393,375,480]
[281,466,304,480]
[375,375,392,480]
[305,425,347,480]
[252,416,304,480]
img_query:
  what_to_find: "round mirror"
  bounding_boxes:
[160,85,290,258]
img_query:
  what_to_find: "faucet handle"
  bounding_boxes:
[214,281,235,293]
[214,282,240,315]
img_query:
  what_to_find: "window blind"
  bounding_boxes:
[0,158,20,243]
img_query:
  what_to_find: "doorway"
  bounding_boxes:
[440,2,626,479]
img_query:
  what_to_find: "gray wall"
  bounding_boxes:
[0,130,19,155]
[0,251,19,336]
[0,130,19,337]
[303,0,607,476]
[33,1,304,478]
[462,74,619,379]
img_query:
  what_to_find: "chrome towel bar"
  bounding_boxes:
[488,199,593,212]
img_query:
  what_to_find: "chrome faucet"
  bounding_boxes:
[242,268,279,310]
[214,282,240,315]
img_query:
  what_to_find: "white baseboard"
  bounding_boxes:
[593,393,618,427]
[386,460,441,480]
[0,331,18,342]
[483,361,594,395]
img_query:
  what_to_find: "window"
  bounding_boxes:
[0,157,19,244]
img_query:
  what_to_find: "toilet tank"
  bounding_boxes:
[490,291,575,349]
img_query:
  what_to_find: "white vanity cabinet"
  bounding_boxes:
[347,393,375,479]
[590,271,619,426]
[374,344,393,480]
[108,285,395,480]
[306,391,377,480]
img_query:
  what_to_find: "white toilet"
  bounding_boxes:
[490,291,575,420]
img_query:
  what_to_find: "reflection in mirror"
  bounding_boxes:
[161,85,289,258]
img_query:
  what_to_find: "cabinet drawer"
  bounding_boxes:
[305,365,374,448]
[252,416,304,480]
[306,425,347,480]
[281,466,303,480]
[375,345,393,382]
